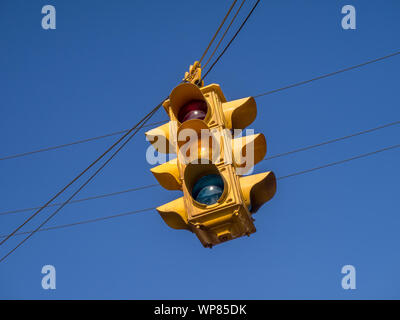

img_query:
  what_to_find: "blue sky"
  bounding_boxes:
[0,0,399,299]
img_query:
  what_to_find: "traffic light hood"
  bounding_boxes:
[239,171,276,213]
[222,97,257,130]
[232,133,267,174]
[145,122,175,154]
[150,158,181,190]
[169,83,207,122]
[176,118,209,150]
[156,197,190,230]
[164,83,258,130]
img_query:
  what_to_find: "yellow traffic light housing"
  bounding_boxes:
[146,64,276,247]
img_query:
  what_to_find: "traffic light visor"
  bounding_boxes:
[170,83,208,123]
[239,171,276,213]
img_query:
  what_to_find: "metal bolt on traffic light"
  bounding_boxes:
[145,62,276,247]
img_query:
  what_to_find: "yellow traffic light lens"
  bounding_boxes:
[178,100,208,123]
[192,174,224,205]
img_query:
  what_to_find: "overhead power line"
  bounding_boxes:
[0,3,248,164]
[277,144,400,180]
[202,0,247,70]
[0,120,167,161]
[1,119,398,217]
[0,1,249,164]
[2,143,399,239]
[2,50,399,163]
[0,207,157,239]
[202,0,261,81]
[0,0,259,165]
[265,120,400,161]
[0,102,163,245]
[254,51,400,98]
[0,100,165,263]
[0,184,158,216]
[198,0,238,65]
[0,3,259,262]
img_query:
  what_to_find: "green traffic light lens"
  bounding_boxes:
[192,174,224,205]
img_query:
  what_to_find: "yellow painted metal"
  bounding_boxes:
[156,197,190,231]
[150,158,181,190]
[145,122,175,154]
[239,171,277,213]
[222,97,257,129]
[166,82,225,129]
[182,162,256,247]
[232,133,267,173]
[169,83,205,120]
[183,61,204,86]
[176,119,209,150]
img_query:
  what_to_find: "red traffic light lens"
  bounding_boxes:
[178,100,208,123]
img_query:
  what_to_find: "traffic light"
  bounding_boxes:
[145,63,276,247]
